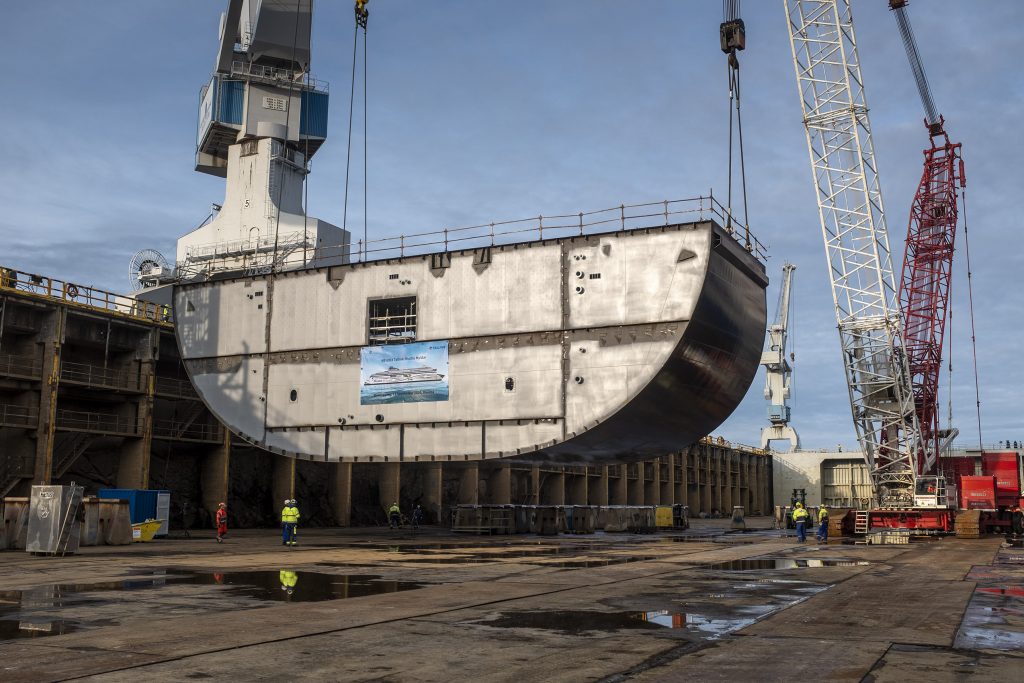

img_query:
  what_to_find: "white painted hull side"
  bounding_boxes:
[174,219,767,463]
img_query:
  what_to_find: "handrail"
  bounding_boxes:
[55,409,140,435]
[0,352,43,378]
[699,435,769,456]
[343,195,765,264]
[0,267,171,325]
[229,61,328,93]
[155,376,200,398]
[947,444,1021,453]
[174,195,767,280]
[152,418,223,442]
[60,360,139,391]
[0,403,38,427]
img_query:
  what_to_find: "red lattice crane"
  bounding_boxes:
[890,1,966,476]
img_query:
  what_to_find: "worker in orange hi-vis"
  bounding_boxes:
[215,502,228,543]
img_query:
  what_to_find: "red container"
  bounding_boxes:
[981,452,1021,507]
[960,475,997,510]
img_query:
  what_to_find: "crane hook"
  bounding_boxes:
[355,0,369,29]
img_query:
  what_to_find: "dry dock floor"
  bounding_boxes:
[0,518,1020,682]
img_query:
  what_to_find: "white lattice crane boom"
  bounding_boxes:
[784,0,923,506]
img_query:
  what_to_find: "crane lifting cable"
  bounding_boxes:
[889,0,971,474]
[343,0,370,259]
[720,0,750,242]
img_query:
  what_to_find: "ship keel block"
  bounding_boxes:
[174,220,767,463]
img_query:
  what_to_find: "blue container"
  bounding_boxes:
[98,489,167,524]
[218,80,245,125]
[300,90,329,138]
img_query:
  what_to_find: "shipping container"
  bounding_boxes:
[980,452,1021,507]
[97,489,170,525]
[960,476,997,510]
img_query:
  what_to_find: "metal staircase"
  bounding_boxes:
[54,432,98,478]
[0,454,35,498]
[173,401,208,439]
[854,510,869,535]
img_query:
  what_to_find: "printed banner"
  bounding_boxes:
[360,341,449,405]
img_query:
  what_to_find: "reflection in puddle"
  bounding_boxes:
[476,610,662,635]
[634,610,758,637]
[707,558,871,570]
[0,570,426,642]
[955,574,1024,652]
[160,570,426,602]
[0,618,76,640]
[473,608,766,640]
[318,549,657,568]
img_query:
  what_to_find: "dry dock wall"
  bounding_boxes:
[0,269,771,528]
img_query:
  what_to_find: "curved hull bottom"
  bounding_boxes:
[175,220,767,464]
[526,240,767,463]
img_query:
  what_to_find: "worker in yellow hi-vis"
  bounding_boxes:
[279,569,298,596]
[792,502,808,543]
[816,504,830,544]
[281,499,299,546]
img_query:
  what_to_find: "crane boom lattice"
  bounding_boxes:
[784,0,922,506]
[889,0,966,476]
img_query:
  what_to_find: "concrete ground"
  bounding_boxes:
[0,518,1020,682]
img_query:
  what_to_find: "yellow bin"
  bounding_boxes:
[131,519,163,542]
[654,506,674,528]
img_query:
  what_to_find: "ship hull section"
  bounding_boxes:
[174,220,766,463]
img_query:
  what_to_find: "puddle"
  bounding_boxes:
[158,570,426,602]
[0,570,426,642]
[474,610,663,635]
[528,556,656,568]
[473,608,764,639]
[316,547,654,567]
[0,618,77,640]
[954,565,1024,652]
[707,558,871,570]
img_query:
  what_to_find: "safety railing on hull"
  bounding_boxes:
[0,267,170,325]
[337,195,766,267]
[175,195,766,281]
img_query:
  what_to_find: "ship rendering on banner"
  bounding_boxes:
[171,0,769,464]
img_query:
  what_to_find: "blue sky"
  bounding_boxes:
[1,1,1020,451]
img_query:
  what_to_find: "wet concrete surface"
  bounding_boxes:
[0,519,1016,682]
[0,570,426,641]
[953,545,1024,654]
[707,557,872,570]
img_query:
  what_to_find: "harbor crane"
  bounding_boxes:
[761,263,799,451]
